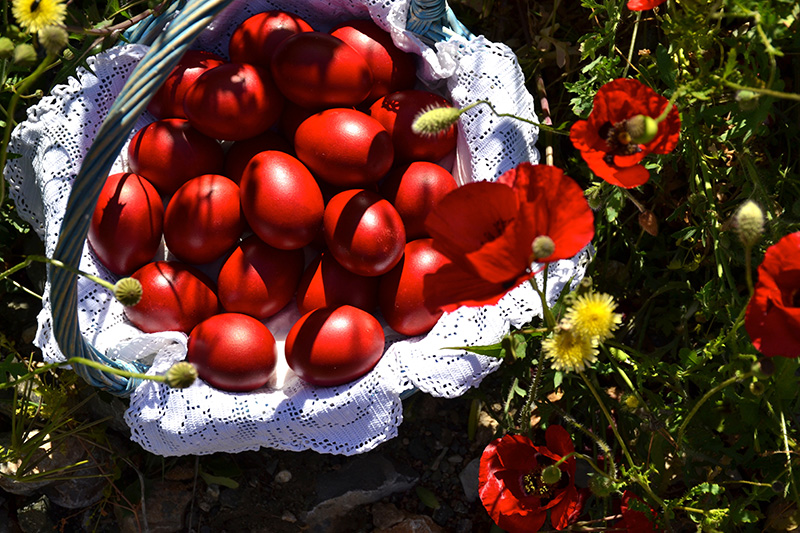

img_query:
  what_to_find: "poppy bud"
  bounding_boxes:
[626,114,658,145]
[588,474,615,497]
[0,37,14,59]
[531,235,555,261]
[734,200,764,248]
[13,43,37,66]
[541,465,562,485]
[752,358,775,379]
[749,381,765,396]
[411,105,462,136]
[113,277,143,307]
[165,361,198,389]
[38,25,69,55]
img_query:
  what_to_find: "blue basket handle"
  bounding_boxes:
[50,0,471,396]
[407,0,473,43]
[49,0,236,396]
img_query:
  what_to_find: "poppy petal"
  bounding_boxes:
[422,262,529,312]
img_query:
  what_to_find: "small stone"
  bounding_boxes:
[379,514,444,533]
[16,495,55,533]
[372,502,406,529]
[274,469,292,483]
[455,518,474,533]
[282,510,297,523]
[447,455,463,464]
[458,458,480,503]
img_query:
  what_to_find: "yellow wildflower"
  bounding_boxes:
[542,327,598,373]
[12,0,67,34]
[565,292,622,342]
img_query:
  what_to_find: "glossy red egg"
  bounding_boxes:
[188,313,277,392]
[379,238,449,336]
[271,32,373,109]
[295,251,379,315]
[163,174,245,264]
[323,189,405,277]
[184,63,284,141]
[127,118,224,195]
[228,10,314,68]
[217,235,305,320]
[223,130,293,184]
[125,261,220,334]
[369,90,457,162]
[147,50,225,119]
[285,305,385,387]
[88,172,164,276]
[379,161,457,240]
[239,151,324,250]
[330,19,416,103]
[294,108,393,187]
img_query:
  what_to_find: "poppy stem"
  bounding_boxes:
[530,272,557,330]
[676,369,756,445]
[573,452,619,482]
[744,244,755,297]
[579,370,636,469]
[459,100,569,136]
[19,254,118,293]
[622,11,642,79]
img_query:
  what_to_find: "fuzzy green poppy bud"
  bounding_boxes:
[13,43,37,66]
[165,361,198,389]
[531,235,555,261]
[113,277,143,307]
[0,37,14,59]
[38,26,69,55]
[734,200,764,248]
[626,114,658,145]
[588,474,615,497]
[540,465,562,485]
[735,90,759,111]
[752,358,775,379]
[411,105,462,136]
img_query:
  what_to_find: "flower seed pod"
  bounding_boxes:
[38,25,68,55]
[113,277,143,307]
[626,114,659,145]
[734,200,764,248]
[13,43,37,66]
[165,361,198,389]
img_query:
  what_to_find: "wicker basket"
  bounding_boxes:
[7,0,583,455]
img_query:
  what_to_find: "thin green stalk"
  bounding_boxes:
[580,371,635,468]
[459,100,569,136]
[1,53,58,206]
[622,12,642,79]
[677,370,755,444]
[717,78,800,102]
[0,254,116,293]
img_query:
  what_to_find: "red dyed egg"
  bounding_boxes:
[127,118,224,195]
[223,130,293,184]
[88,172,163,276]
[239,151,324,250]
[228,10,314,68]
[217,235,305,320]
[379,161,457,240]
[369,90,457,162]
[379,238,449,336]
[188,313,277,392]
[330,19,416,103]
[285,305,385,387]
[163,174,245,264]
[184,63,284,141]
[125,261,220,334]
[147,50,225,119]
[295,251,379,315]
[271,32,373,109]
[323,189,405,277]
[294,108,393,187]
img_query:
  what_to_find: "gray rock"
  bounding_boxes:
[17,495,56,533]
[305,454,419,529]
[120,480,194,533]
[458,458,480,503]
[372,502,406,529]
[376,514,444,533]
[43,446,110,509]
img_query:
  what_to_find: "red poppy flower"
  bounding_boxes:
[570,78,680,188]
[478,426,582,532]
[423,163,594,312]
[627,0,667,10]
[745,232,800,358]
[614,491,661,532]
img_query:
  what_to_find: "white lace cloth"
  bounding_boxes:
[6,0,589,456]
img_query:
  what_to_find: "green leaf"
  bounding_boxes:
[198,470,239,489]
[553,371,563,388]
[415,486,441,509]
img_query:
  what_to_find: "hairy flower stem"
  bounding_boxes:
[460,99,569,136]
[677,370,756,444]
[744,245,755,297]
[622,11,642,79]
[580,371,635,468]
[517,349,546,430]
[550,404,617,480]
[0,53,58,206]
[0,254,116,293]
